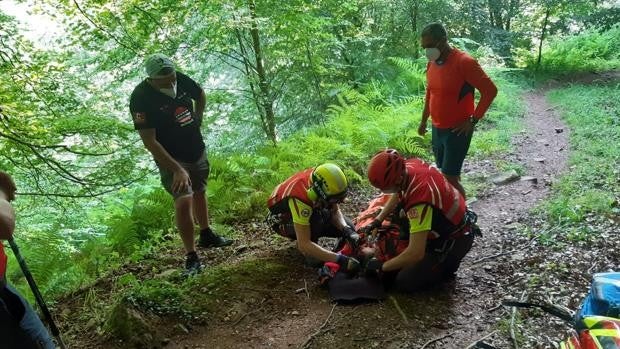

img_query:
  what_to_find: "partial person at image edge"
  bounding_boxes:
[0,171,55,349]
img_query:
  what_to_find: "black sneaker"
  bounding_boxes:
[197,228,233,248]
[184,252,203,275]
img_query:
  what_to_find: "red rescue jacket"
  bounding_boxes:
[267,168,314,212]
[401,159,466,226]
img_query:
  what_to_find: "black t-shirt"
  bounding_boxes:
[129,72,206,163]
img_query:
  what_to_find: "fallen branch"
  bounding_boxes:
[300,303,337,349]
[510,291,527,349]
[472,238,536,266]
[304,279,310,299]
[389,296,409,325]
[464,330,498,349]
[486,303,503,312]
[420,331,457,349]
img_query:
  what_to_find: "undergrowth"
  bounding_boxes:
[536,80,620,240]
[520,25,620,77]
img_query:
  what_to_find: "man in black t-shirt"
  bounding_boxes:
[129,54,232,274]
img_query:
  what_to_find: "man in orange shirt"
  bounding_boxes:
[417,23,498,198]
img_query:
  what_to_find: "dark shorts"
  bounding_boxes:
[157,151,210,200]
[432,126,473,176]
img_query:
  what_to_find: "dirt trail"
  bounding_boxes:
[164,88,572,349]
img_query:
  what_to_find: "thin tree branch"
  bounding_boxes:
[72,0,139,54]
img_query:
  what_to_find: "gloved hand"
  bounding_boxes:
[364,257,383,278]
[336,254,360,275]
[343,226,360,249]
[318,262,339,286]
[358,219,381,235]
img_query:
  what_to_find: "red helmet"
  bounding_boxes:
[367,149,405,191]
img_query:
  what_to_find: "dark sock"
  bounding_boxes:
[186,251,198,258]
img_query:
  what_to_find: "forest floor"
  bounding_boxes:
[56,72,620,349]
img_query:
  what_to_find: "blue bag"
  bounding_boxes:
[577,272,620,319]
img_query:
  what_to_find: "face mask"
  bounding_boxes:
[425,47,441,62]
[159,81,177,98]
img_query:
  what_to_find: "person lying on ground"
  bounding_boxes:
[320,150,480,292]
[0,171,55,349]
[267,163,360,272]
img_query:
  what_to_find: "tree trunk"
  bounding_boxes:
[409,0,419,58]
[248,0,277,144]
[305,41,326,112]
[536,7,551,68]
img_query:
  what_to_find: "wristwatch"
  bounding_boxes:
[470,116,479,126]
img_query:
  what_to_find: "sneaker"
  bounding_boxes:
[184,252,203,275]
[197,228,233,248]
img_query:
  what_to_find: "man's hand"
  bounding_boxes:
[417,119,428,136]
[172,168,191,193]
[452,117,475,136]
[359,219,381,235]
[336,254,360,275]
[0,171,17,202]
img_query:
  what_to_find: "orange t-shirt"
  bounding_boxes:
[425,49,497,129]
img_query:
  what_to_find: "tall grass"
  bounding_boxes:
[542,82,620,224]
[521,25,620,74]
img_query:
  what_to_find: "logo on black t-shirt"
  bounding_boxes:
[133,112,146,124]
[174,107,194,127]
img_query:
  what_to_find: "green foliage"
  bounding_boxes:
[521,25,620,73]
[541,82,619,224]
[469,69,526,158]
[106,188,174,257]
[125,279,186,317]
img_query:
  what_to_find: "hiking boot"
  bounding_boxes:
[197,228,233,248]
[184,252,203,275]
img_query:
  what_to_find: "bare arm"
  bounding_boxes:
[331,204,348,229]
[382,231,427,272]
[374,194,400,222]
[138,128,190,193]
[0,192,15,240]
[294,223,340,263]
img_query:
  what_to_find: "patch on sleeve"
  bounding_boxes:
[300,208,311,218]
[407,207,419,219]
[133,112,146,123]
